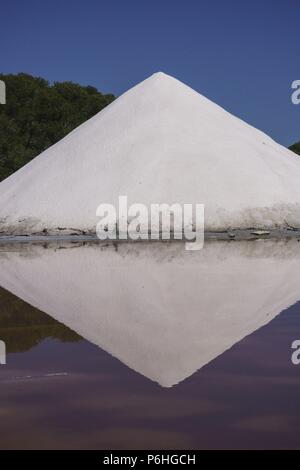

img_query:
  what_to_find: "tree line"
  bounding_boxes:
[0,73,115,181]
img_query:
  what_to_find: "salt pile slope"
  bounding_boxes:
[1,72,300,235]
[0,240,300,387]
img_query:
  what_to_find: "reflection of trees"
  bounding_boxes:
[0,287,81,353]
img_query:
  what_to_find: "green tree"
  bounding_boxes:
[289,141,300,156]
[0,73,115,181]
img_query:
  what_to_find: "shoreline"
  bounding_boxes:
[0,228,300,245]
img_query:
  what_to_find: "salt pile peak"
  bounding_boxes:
[0,71,300,235]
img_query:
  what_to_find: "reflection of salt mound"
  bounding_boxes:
[0,240,300,387]
[1,72,300,235]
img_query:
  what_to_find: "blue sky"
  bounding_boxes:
[1,0,299,145]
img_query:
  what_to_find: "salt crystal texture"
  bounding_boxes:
[1,72,300,234]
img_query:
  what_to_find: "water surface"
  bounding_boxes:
[0,240,300,449]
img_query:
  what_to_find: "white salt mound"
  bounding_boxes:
[0,72,300,234]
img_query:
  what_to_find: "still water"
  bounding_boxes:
[0,239,300,449]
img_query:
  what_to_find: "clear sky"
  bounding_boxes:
[1,0,299,146]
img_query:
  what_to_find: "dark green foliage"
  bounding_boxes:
[0,286,81,353]
[289,141,300,156]
[0,73,115,181]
